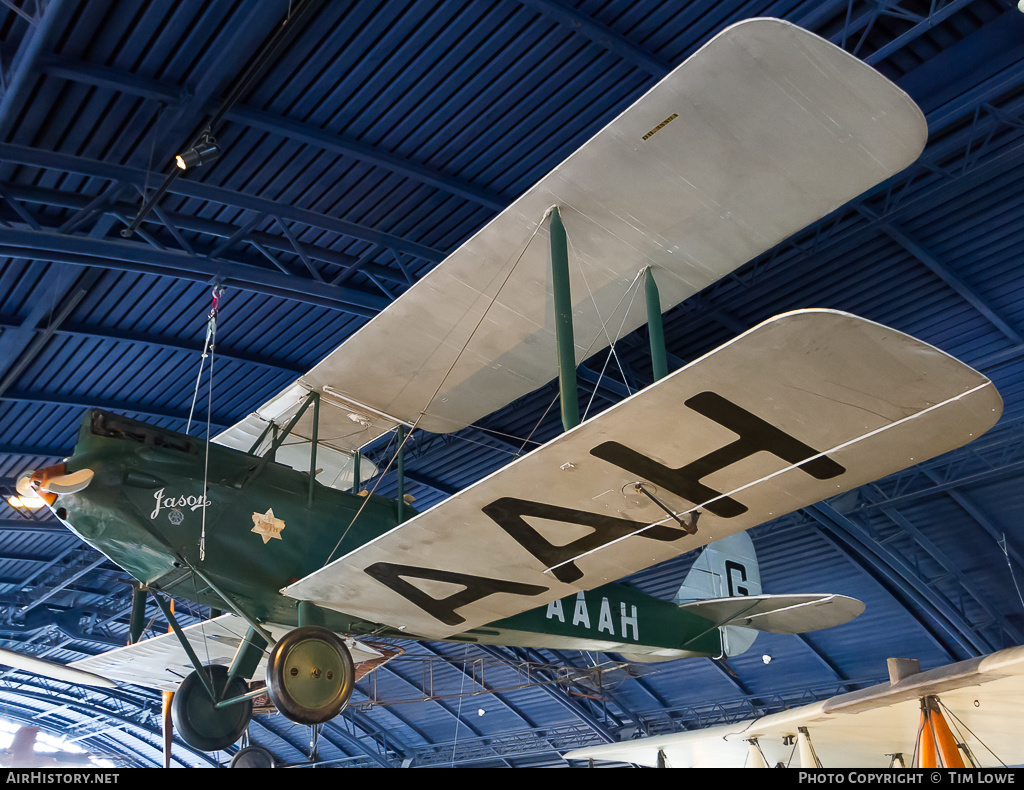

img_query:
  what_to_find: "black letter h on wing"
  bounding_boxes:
[591,391,846,518]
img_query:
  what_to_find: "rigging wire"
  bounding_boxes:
[450,645,469,767]
[185,286,224,563]
[580,274,643,421]
[323,217,545,566]
[936,696,1002,767]
[998,532,1024,614]
[513,225,648,455]
[564,229,647,415]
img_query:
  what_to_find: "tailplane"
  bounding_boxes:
[674,532,762,657]
[673,533,863,657]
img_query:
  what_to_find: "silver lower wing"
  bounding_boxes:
[67,614,386,693]
[283,310,1001,640]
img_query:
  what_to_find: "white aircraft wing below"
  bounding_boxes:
[283,310,1001,640]
[563,645,1024,768]
[217,17,926,455]
[66,614,385,693]
[0,647,116,688]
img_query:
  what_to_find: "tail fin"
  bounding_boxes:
[674,532,761,657]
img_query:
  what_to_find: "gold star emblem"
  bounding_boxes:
[251,508,285,544]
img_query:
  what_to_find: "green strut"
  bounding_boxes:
[645,267,668,382]
[549,207,579,431]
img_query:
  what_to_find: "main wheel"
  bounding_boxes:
[265,626,354,725]
[229,744,276,768]
[171,664,252,752]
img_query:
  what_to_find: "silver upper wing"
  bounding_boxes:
[217,18,927,458]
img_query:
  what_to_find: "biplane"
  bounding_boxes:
[563,646,1024,767]
[8,19,1004,755]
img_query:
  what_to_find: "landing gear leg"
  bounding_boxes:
[170,664,252,752]
[265,626,354,725]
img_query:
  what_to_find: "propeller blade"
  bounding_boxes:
[162,691,173,768]
[15,472,36,499]
[41,468,94,495]
[129,585,147,645]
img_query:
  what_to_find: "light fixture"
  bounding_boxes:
[761,654,772,665]
[175,135,221,170]
[6,494,45,510]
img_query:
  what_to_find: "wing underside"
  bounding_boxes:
[283,310,1002,641]
[67,614,387,693]
[216,18,927,458]
[563,645,1024,767]
[677,594,866,634]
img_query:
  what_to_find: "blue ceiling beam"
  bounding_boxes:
[133,2,287,168]
[926,476,1024,574]
[877,220,1024,346]
[875,500,1023,644]
[0,0,69,139]
[401,469,458,498]
[0,519,66,534]
[856,443,1024,514]
[2,181,410,286]
[48,322,304,374]
[0,389,233,430]
[515,0,671,77]
[806,502,993,659]
[231,107,507,211]
[794,633,857,690]
[862,0,978,66]
[31,55,507,211]
[478,644,619,745]
[0,227,388,317]
[0,444,66,459]
[0,144,446,263]
[898,9,1024,129]
[36,54,184,104]
[792,0,858,31]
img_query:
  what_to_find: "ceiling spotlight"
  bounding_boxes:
[761,654,772,665]
[6,495,45,509]
[175,136,221,170]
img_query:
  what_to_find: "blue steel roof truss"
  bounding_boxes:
[0,0,1023,768]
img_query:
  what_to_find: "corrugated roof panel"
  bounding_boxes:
[2,0,1024,767]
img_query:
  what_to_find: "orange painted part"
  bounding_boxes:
[917,709,938,768]
[162,691,173,769]
[30,463,66,503]
[162,599,174,768]
[930,707,966,768]
[32,462,65,482]
[916,704,966,768]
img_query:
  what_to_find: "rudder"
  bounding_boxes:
[674,532,760,657]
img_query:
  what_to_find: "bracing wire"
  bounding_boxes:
[565,229,647,411]
[936,696,1003,767]
[998,533,1024,614]
[486,219,649,457]
[450,644,469,766]
[323,218,546,566]
[185,286,223,563]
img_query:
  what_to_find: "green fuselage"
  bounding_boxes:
[56,411,721,662]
